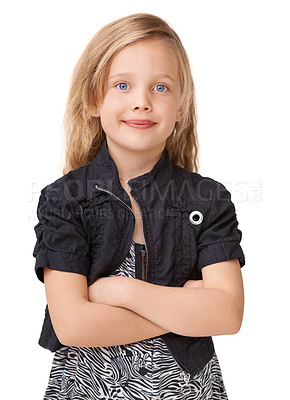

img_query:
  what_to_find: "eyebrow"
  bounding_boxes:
[108,72,176,83]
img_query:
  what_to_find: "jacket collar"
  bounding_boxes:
[92,139,173,197]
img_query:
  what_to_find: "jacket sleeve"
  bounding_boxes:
[32,185,90,283]
[197,181,245,270]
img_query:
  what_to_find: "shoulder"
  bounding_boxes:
[40,160,98,205]
[171,164,230,207]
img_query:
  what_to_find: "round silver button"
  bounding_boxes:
[189,210,203,225]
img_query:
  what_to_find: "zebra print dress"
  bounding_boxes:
[43,240,228,399]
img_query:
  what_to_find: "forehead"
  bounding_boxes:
[108,39,179,80]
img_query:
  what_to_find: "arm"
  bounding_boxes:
[43,267,169,348]
[90,259,244,337]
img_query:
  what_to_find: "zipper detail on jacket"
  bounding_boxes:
[127,184,148,281]
[95,183,148,281]
[95,184,134,214]
[141,249,147,281]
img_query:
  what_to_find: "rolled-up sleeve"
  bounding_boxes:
[32,185,90,283]
[197,182,245,270]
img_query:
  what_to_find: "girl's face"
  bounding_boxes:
[95,38,182,156]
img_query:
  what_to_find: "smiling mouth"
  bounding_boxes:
[123,120,156,129]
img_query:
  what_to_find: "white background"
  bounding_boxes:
[1,1,289,398]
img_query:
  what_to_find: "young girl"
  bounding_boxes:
[33,13,245,400]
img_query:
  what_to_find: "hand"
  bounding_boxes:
[88,276,131,307]
[183,279,204,289]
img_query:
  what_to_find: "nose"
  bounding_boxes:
[130,89,152,112]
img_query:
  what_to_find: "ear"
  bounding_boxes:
[89,105,100,117]
[176,104,185,122]
[176,95,193,122]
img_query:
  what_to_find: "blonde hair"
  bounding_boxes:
[62,13,199,175]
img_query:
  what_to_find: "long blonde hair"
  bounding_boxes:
[62,13,199,175]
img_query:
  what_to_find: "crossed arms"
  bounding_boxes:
[43,258,244,347]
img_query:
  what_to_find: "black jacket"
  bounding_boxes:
[33,139,245,377]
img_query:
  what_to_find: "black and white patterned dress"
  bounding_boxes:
[43,240,228,399]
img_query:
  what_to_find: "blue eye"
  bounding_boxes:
[155,84,168,92]
[116,82,129,90]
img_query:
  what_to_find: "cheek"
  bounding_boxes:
[159,98,179,119]
[101,96,122,120]
[103,94,117,109]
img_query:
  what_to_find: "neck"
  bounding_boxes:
[106,139,165,182]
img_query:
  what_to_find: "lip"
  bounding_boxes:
[123,119,156,129]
